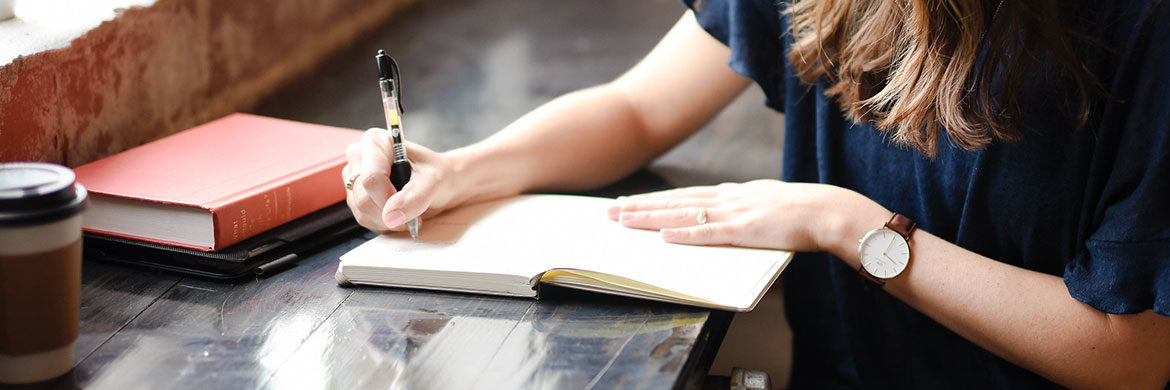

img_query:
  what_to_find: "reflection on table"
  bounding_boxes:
[75,240,724,389]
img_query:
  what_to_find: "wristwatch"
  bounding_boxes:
[857,213,917,287]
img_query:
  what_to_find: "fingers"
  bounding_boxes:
[360,128,392,178]
[344,128,399,232]
[383,172,436,228]
[344,143,361,174]
[609,197,715,218]
[606,184,744,247]
[661,222,740,246]
[359,129,397,220]
[618,207,711,230]
[404,142,452,221]
[607,184,730,220]
[402,140,437,163]
[346,186,390,234]
[343,130,453,234]
[381,141,444,229]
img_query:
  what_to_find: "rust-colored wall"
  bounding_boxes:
[0,0,417,166]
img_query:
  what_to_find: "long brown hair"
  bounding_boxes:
[788,0,1098,157]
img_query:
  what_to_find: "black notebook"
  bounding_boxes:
[83,202,360,279]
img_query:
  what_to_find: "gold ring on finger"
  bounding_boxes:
[345,172,361,191]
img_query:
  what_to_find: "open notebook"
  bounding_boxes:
[336,194,793,311]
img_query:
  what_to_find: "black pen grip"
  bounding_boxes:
[389,162,412,191]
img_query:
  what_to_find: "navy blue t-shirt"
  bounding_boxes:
[682,0,1170,388]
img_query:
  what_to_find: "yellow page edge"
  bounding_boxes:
[537,268,724,309]
[536,250,794,312]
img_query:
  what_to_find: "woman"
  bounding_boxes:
[343,0,1170,387]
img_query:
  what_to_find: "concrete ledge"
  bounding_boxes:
[0,0,418,165]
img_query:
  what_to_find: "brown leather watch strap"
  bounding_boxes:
[886,213,917,240]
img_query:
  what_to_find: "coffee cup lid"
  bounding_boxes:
[0,162,88,227]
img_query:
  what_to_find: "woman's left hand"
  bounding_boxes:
[607,179,878,252]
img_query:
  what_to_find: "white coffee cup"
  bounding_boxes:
[0,163,88,384]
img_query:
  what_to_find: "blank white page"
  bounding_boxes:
[339,195,792,310]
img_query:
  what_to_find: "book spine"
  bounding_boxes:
[210,160,346,249]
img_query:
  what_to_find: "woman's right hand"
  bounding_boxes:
[342,128,460,234]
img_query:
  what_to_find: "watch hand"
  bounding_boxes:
[883,254,900,265]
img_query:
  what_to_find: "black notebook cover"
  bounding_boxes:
[83,202,360,280]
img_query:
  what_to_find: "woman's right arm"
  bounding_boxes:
[346,11,751,233]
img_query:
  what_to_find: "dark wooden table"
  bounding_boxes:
[67,0,785,388]
[73,235,730,389]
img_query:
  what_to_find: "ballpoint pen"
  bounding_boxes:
[376,49,419,240]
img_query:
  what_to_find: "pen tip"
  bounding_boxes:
[377,49,386,56]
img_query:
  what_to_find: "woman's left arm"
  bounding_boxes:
[610,179,1170,389]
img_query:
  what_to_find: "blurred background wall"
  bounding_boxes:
[0,0,417,165]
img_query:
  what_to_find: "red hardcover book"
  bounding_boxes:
[75,113,362,251]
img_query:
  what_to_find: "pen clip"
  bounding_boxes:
[388,57,403,115]
[376,49,405,115]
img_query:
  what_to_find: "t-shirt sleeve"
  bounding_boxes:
[1063,1,1170,317]
[681,0,788,111]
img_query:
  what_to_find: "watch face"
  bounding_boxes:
[859,228,910,279]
